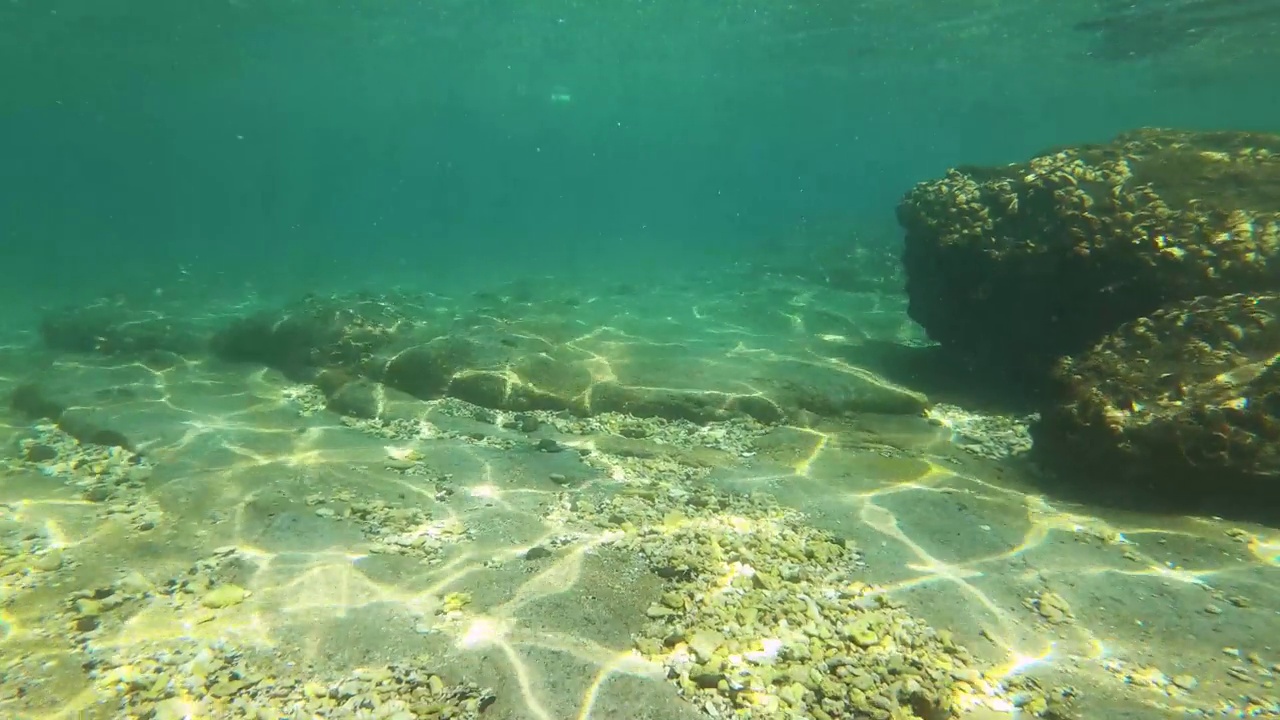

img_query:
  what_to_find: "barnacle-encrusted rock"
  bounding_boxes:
[1034,293,1280,499]
[898,128,1280,382]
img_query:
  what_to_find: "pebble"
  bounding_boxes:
[584,487,1010,719]
[523,546,552,561]
[117,571,152,595]
[646,604,676,619]
[200,585,250,609]
[152,698,195,720]
[535,438,563,453]
[32,549,64,571]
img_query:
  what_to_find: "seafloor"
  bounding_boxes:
[1,261,1277,720]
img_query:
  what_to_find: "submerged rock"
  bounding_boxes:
[1034,293,1280,502]
[206,292,928,424]
[898,127,1280,383]
[39,301,205,358]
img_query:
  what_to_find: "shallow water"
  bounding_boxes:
[3,2,1279,719]
[2,266,1277,720]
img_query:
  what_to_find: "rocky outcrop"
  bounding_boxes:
[40,301,205,359]
[898,128,1280,383]
[1034,293,1280,497]
[207,296,929,424]
[900,128,1280,505]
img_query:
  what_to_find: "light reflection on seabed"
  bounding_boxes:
[0,334,1277,720]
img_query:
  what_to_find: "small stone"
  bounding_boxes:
[352,667,391,683]
[84,486,112,502]
[535,438,563,453]
[751,572,778,591]
[523,546,552,561]
[74,598,102,617]
[840,618,879,648]
[1173,674,1199,691]
[777,681,807,706]
[116,571,152,595]
[33,549,63,571]
[645,604,675,619]
[548,473,570,485]
[209,680,244,697]
[24,444,58,462]
[1204,604,1223,615]
[691,672,723,689]
[200,584,250,609]
[315,507,336,519]
[687,630,724,664]
[441,592,471,612]
[153,698,195,720]
[427,674,446,695]
[303,681,327,698]
[1034,592,1074,624]
[660,592,684,610]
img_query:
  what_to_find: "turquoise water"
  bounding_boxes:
[2,2,1279,720]
[3,0,1276,306]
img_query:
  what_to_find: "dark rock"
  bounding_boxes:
[40,303,203,357]
[534,438,564,453]
[382,337,477,400]
[211,296,408,376]
[10,383,63,420]
[509,414,542,433]
[692,673,724,689]
[9,384,134,450]
[57,409,132,450]
[523,546,552,561]
[23,444,57,462]
[325,377,383,419]
[899,128,1280,384]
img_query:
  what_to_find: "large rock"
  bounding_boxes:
[37,280,930,426]
[898,128,1280,383]
[210,295,414,377]
[40,301,205,358]
[1034,293,1280,498]
[206,293,929,424]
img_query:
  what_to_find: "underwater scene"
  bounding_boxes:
[2,1,1280,719]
